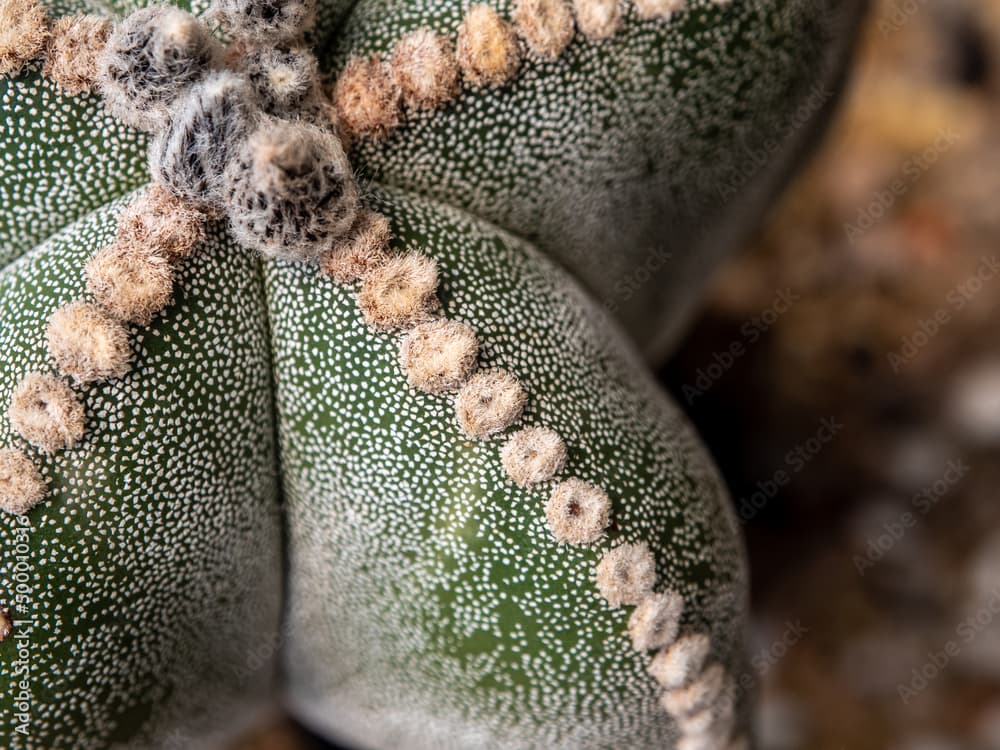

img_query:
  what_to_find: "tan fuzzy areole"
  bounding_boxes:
[500,426,566,486]
[544,478,610,544]
[648,632,711,689]
[47,302,131,384]
[632,0,685,20]
[116,184,207,263]
[572,0,621,40]
[85,243,174,325]
[0,447,46,515]
[8,372,86,454]
[674,683,736,736]
[661,663,730,718]
[595,541,657,606]
[399,319,478,394]
[514,0,576,59]
[628,590,683,651]
[357,252,440,331]
[42,14,109,95]
[320,209,391,284]
[391,28,459,110]
[333,55,401,139]
[456,4,522,88]
[454,369,527,439]
[321,97,353,151]
[0,0,48,77]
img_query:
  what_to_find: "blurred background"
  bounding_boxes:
[232,0,1000,747]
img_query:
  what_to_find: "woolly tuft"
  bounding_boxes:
[47,302,131,384]
[8,372,85,454]
[500,426,566,486]
[150,71,257,207]
[391,29,460,110]
[514,0,576,59]
[545,478,611,544]
[333,55,401,139]
[399,319,478,394]
[648,632,711,689]
[358,253,439,331]
[0,448,46,515]
[238,44,323,119]
[572,0,622,40]
[116,184,207,263]
[224,117,358,261]
[628,590,683,651]
[633,0,685,21]
[98,5,222,132]
[674,684,735,737]
[660,663,729,719]
[319,209,391,284]
[0,0,48,77]
[85,243,174,325]
[212,0,316,43]
[454,370,527,439]
[595,542,657,606]
[456,4,521,88]
[42,14,108,95]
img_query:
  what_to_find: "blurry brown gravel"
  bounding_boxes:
[663,1,1000,748]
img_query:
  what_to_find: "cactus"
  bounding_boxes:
[0,0,862,748]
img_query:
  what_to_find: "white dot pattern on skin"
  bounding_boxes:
[0,196,283,748]
[273,184,747,749]
[326,0,863,356]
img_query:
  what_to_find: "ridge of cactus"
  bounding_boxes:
[328,0,865,360]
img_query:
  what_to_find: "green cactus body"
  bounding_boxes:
[329,0,865,360]
[0,200,283,748]
[273,185,747,749]
[0,0,861,747]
